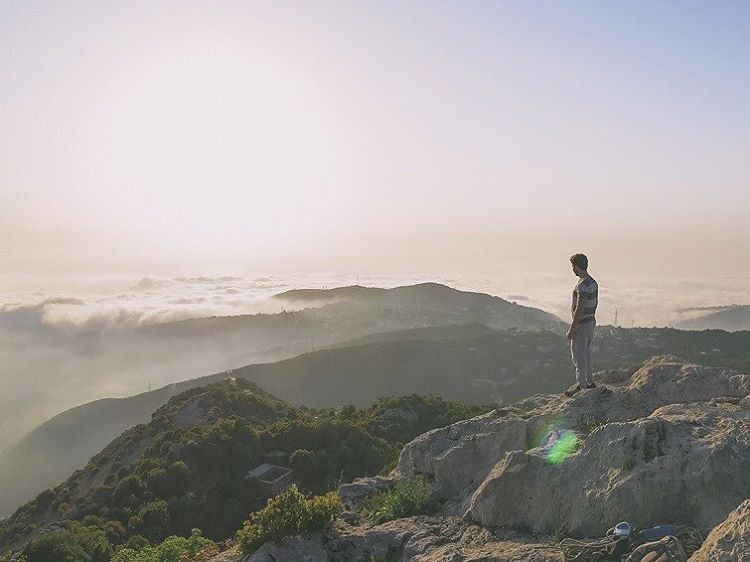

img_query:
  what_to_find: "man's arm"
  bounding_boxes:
[566,292,586,339]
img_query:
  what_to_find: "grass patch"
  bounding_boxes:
[576,413,608,435]
[540,525,570,546]
[358,475,436,524]
[622,456,636,472]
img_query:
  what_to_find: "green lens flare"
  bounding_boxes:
[546,432,579,465]
[530,418,563,449]
[529,418,580,464]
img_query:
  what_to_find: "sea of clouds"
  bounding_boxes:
[2,270,749,333]
[0,270,747,449]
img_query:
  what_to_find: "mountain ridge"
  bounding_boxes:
[676,304,750,331]
[4,324,750,519]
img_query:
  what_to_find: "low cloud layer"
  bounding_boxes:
[1,275,293,332]
[0,270,747,451]
[2,271,749,334]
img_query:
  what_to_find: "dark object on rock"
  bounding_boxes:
[624,536,687,562]
[637,525,677,542]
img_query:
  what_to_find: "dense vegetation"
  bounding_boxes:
[235,485,342,554]
[5,524,216,562]
[111,529,216,562]
[0,380,491,560]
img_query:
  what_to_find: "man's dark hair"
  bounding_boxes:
[570,253,588,270]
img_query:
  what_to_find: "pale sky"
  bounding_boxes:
[2,1,749,277]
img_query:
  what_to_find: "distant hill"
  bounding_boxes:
[0,381,488,556]
[142,282,564,339]
[676,305,750,331]
[273,282,564,332]
[274,284,387,302]
[3,324,750,519]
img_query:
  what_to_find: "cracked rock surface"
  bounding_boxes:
[397,356,750,535]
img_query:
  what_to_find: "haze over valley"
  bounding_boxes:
[3,269,749,450]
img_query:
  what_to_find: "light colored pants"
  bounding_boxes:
[571,321,595,388]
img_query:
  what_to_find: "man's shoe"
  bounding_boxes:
[564,385,581,397]
[586,382,597,389]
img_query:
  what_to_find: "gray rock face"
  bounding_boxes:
[234,517,563,562]
[338,476,395,509]
[396,410,530,510]
[337,516,563,562]
[690,499,750,561]
[467,402,750,535]
[244,535,327,562]
[396,357,750,535]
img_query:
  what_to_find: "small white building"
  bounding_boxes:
[245,463,294,496]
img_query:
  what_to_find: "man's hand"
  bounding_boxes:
[568,292,585,340]
[566,325,577,340]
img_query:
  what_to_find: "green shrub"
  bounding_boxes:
[289,449,317,486]
[23,531,90,562]
[301,492,343,530]
[236,485,342,554]
[24,521,112,562]
[359,475,435,523]
[111,529,216,562]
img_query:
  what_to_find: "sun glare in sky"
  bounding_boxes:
[1,1,748,275]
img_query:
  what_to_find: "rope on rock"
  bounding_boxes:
[674,526,704,557]
[560,527,704,562]
[560,536,627,562]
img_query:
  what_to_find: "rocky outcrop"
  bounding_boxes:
[467,401,750,534]
[242,516,562,562]
[396,357,750,534]
[246,536,328,561]
[690,499,750,561]
[233,357,750,561]
[338,476,395,509]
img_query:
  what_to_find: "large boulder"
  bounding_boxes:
[466,401,750,534]
[395,409,532,510]
[244,535,327,561]
[690,499,750,561]
[395,357,750,534]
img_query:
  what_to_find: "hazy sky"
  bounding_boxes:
[2,1,749,276]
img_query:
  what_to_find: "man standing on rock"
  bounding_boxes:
[565,253,598,397]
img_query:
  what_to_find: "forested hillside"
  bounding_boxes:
[0,380,489,559]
